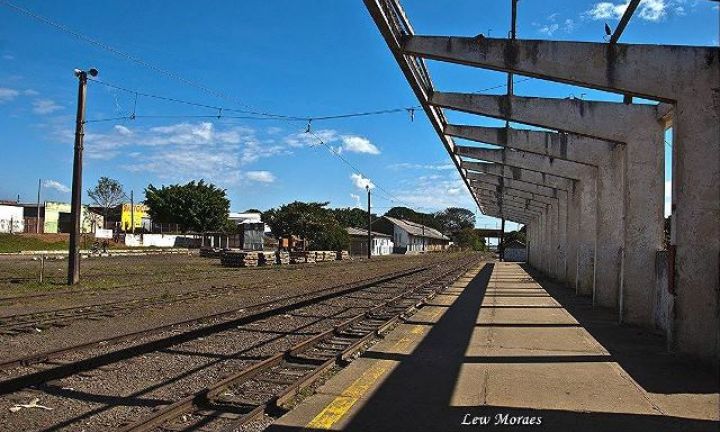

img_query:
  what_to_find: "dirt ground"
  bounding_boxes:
[0,252,472,362]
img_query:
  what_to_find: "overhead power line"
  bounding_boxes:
[0,0,262,111]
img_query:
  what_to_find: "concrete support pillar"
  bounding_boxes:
[672,97,720,359]
[440,94,663,325]
[458,145,596,296]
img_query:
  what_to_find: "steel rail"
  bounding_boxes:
[0,260,464,395]
[119,257,481,431]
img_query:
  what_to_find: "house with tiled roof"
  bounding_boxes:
[371,216,450,253]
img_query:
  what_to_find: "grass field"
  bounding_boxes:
[0,233,70,253]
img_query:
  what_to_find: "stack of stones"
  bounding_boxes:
[290,251,316,264]
[321,251,336,261]
[199,247,222,258]
[275,251,290,265]
[221,251,260,267]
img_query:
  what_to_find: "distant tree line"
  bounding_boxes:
[87,177,490,251]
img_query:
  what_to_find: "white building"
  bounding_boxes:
[0,204,24,233]
[346,227,394,256]
[228,212,271,233]
[372,216,450,253]
[503,240,528,262]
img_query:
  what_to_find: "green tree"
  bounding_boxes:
[501,227,527,248]
[87,177,125,219]
[330,207,372,228]
[144,180,229,232]
[435,207,475,234]
[453,227,486,251]
[264,201,352,251]
[263,201,331,241]
[384,206,441,231]
[310,224,350,251]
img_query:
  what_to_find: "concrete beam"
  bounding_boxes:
[467,171,559,199]
[446,124,615,166]
[482,208,533,225]
[432,93,665,143]
[463,160,572,281]
[403,35,718,102]
[452,124,624,309]
[470,181,556,205]
[457,146,595,180]
[474,189,547,212]
[441,93,663,330]
[462,160,572,191]
[460,146,596,290]
[479,202,538,221]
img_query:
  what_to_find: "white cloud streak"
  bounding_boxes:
[340,135,380,154]
[350,173,374,190]
[42,179,70,193]
[244,171,276,183]
[0,87,20,103]
[585,0,671,22]
[33,99,64,114]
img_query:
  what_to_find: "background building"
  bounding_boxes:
[372,216,450,253]
[503,240,528,262]
[346,227,393,256]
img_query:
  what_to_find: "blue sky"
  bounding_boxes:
[0,0,717,230]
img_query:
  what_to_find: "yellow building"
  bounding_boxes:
[121,203,149,231]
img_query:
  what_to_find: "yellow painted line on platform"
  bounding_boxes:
[305,325,426,430]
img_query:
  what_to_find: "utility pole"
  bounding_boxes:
[36,179,41,234]
[130,190,135,235]
[366,185,372,259]
[500,218,506,261]
[499,0,517,264]
[68,68,97,285]
[422,213,426,252]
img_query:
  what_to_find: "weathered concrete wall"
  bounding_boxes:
[654,250,674,345]
[0,205,24,233]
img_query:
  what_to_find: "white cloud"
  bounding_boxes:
[585,0,670,22]
[340,135,380,155]
[564,19,576,32]
[23,89,39,96]
[665,180,672,216]
[244,171,276,183]
[0,87,20,103]
[392,175,475,211]
[350,193,361,208]
[539,23,560,35]
[33,99,64,114]
[350,173,375,190]
[2,54,13,61]
[114,125,132,136]
[285,129,338,148]
[42,179,70,193]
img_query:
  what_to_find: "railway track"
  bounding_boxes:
[0,259,431,335]
[0,283,260,335]
[0,255,479,432]
[120,260,478,432]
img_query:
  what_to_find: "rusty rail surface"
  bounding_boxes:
[118,256,481,432]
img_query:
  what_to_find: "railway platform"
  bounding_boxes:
[268,262,719,432]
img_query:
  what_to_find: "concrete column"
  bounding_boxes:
[458,145,596,296]
[464,161,572,282]
[366,4,718,358]
[672,96,720,359]
[440,94,664,326]
[452,125,622,305]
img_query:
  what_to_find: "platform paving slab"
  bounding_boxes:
[268,263,719,432]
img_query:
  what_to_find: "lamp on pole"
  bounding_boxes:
[366,185,372,259]
[67,67,98,285]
